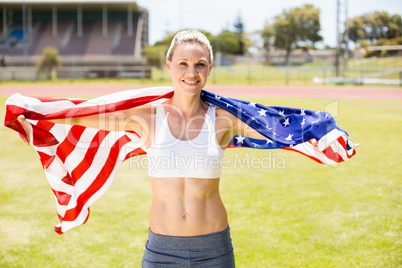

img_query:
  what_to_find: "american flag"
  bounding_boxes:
[4,86,357,234]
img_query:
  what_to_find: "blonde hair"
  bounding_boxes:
[166,30,213,63]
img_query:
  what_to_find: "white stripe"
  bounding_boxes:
[6,94,77,115]
[73,86,173,108]
[317,129,345,151]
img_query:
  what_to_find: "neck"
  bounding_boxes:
[168,92,205,115]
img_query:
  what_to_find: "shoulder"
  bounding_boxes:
[215,106,239,128]
[123,104,156,117]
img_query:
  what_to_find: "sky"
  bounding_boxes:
[135,0,401,48]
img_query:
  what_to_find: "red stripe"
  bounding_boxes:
[42,91,174,120]
[52,189,72,206]
[337,137,356,159]
[322,146,344,163]
[56,125,86,163]
[62,135,131,222]
[35,120,55,132]
[31,124,59,147]
[69,130,109,184]
[37,151,56,169]
[124,147,146,161]
[61,173,74,186]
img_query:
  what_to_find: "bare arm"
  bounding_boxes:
[17,105,154,144]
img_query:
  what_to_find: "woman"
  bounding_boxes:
[18,29,269,267]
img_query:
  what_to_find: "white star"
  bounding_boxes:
[215,94,221,99]
[285,134,294,141]
[300,109,306,115]
[283,118,290,127]
[315,110,320,115]
[258,109,267,116]
[235,136,246,144]
[251,143,260,148]
[279,110,285,116]
[312,118,320,124]
[248,102,257,107]
[301,118,306,127]
[266,139,273,144]
[226,103,230,107]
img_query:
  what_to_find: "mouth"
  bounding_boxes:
[182,80,200,86]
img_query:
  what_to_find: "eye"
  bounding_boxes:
[179,62,188,66]
[197,63,206,67]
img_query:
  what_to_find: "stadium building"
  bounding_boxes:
[0,0,150,79]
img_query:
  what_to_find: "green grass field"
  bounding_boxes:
[1,93,401,267]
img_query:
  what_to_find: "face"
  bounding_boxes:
[166,43,212,96]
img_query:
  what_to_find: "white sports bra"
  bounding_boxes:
[147,104,225,179]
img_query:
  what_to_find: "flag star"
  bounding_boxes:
[279,110,285,116]
[215,94,221,99]
[301,117,306,127]
[312,118,320,124]
[235,136,246,144]
[251,143,260,148]
[258,109,267,116]
[283,118,290,127]
[226,103,230,107]
[285,133,294,141]
[248,102,257,107]
[266,139,273,144]
[300,109,306,115]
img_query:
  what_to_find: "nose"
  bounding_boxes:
[187,64,198,75]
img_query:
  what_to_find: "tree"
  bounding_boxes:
[259,23,275,62]
[233,14,245,54]
[347,11,402,46]
[216,31,241,55]
[36,46,61,80]
[266,4,322,65]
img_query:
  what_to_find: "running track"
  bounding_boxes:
[0,84,401,100]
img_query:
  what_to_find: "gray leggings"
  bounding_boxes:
[142,226,235,267]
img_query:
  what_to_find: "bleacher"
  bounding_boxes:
[0,1,148,66]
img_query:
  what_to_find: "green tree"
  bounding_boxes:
[36,46,61,80]
[258,24,275,62]
[269,4,322,65]
[347,11,402,46]
[233,14,245,54]
[216,31,241,55]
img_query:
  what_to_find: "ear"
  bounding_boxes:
[166,58,172,74]
[207,61,213,76]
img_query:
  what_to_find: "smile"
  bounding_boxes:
[183,80,199,85]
